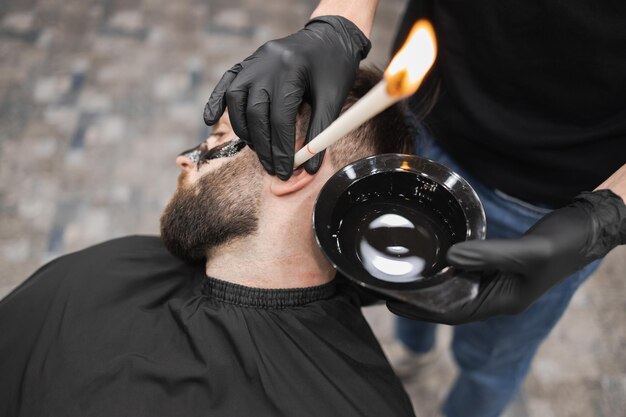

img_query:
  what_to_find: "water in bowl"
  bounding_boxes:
[337,198,453,283]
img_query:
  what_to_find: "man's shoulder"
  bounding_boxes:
[56,235,189,271]
[67,234,167,261]
[3,235,199,307]
[58,234,198,287]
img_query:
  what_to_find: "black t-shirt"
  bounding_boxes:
[398,0,626,207]
[0,236,414,417]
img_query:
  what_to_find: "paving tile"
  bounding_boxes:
[33,75,72,103]
[2,237,30,263]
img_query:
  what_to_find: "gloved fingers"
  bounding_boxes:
[303,90,346,174]
[469,270,535,316]
[304,150,325,175]
[246,88,274,175]
[387,300,439,322]
[446,238,542,274]
[385,272,486,325]
[386,269,528,325]
[204,63,242,126]
[269,85,303,180]
[224,83,250,145]
[386,300,466,326]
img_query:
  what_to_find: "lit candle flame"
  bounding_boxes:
[385,20,437,97]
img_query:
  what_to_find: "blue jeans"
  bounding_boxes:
[396,127,601,417]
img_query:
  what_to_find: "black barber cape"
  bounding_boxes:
[0,236,415,417]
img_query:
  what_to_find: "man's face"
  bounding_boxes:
[160,113,265,262]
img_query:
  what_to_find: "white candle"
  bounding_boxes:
[293,81,398,168]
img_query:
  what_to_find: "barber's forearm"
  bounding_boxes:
[595,163,626,204]
[311,0,379,38]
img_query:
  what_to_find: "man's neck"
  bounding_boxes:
[204,218,336,289]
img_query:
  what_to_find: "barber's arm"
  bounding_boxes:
[387,163,626,325]
[203,0,378,180]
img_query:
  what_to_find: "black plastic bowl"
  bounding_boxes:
[314,154,486,310]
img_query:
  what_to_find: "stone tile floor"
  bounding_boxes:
[0,0,624,416]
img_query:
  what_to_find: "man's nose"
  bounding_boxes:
[176,155,195,173]
[177,143,205,172]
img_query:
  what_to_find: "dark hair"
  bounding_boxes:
[297,66,415,171]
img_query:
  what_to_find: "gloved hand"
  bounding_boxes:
[203,16,371,180]
[387,190,626,325]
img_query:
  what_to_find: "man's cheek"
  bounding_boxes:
[205,158,230,173]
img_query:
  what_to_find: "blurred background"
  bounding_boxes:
[0,0,624,416]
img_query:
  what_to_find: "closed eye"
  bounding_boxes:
[196,137,246,169]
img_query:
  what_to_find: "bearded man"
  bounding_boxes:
[0,68,418,417]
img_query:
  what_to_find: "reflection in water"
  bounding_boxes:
[369,213,413,228]
[360,239,425,277]
[340,202,445,283]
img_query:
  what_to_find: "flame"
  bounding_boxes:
[385,20,437,97]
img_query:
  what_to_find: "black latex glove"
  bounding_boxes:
[387,190,626,325]
[203,16,371,180]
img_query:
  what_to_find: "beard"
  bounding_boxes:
[160,151,264,262]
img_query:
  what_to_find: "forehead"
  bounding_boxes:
[214,111,232,131]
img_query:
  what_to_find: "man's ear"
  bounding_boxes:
[270,168,315,197]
